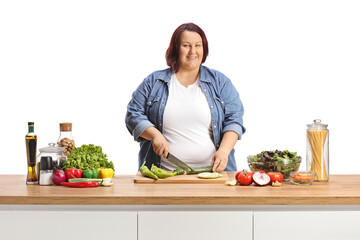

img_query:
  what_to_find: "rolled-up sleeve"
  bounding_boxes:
[220,79,246,140]
[125,79,155,142]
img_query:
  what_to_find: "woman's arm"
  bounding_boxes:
[140,127,169,158]
[211,131,238,172]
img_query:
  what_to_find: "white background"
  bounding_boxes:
[1,0,359,175]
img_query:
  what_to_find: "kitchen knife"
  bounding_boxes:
[166,153,194,172]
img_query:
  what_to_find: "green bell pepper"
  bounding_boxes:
[82,169,98,179]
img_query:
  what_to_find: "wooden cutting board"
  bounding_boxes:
[134,171,228,184]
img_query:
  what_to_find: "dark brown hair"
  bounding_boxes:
[165,23,209,72]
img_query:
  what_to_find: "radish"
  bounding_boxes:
[252,171,270,186]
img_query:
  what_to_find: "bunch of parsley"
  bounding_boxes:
[62,144,115,172]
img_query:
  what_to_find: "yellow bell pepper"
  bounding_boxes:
[98,168,114,179]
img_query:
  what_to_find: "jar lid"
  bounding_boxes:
[60,122,72,132]
[307,119,328,130]
[39,143,65,153]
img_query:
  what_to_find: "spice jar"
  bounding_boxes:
[37,143,66,178]
[39,156,53,186]
[57,122,75,157]
[306,119,329,181]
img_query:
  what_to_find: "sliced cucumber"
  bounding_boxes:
[197,172,223,179]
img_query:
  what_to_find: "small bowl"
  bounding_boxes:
[247,155,301,181]
[290,171,316,185]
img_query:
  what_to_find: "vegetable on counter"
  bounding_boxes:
[66,168,82,180]
[236,170,253,186]
[97,168,114,179]
[267,172,283,184]
[69,178,103,183]
[52,170,66,185]
[68,178,113,187]
[60,181,99,188]
[62,144,115,173]
[82,169,98,179]
[252,171,271,186]
[151,165,177,179]
[248,150,301,179]
[140,162,158,180]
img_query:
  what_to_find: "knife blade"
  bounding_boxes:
[166,153,194,172]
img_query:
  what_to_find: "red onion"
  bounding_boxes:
[252,171,270,186]
[52,170,66,185]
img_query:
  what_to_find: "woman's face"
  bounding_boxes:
[178,31,203,72]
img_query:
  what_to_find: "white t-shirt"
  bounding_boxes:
[161,74,216,170]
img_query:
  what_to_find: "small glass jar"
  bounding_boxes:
[37,143,66,177]
[39,156,54,186]
[290,171,316,185]
[306,119,329,182]
[57,122,75,157]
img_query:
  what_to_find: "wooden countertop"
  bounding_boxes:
[1,174,360,205]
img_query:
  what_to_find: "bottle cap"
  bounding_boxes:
[28,122,34,126]
[40,156,53,170]
[60,122,72,132]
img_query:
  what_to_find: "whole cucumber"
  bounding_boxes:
[186,166,213,175]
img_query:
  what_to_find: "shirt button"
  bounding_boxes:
[221,101,224,104]
[204,89,207,92]
[210,105,213,108]
[149,102,152,104]
[159,123,162,126]
[213,125,216,128]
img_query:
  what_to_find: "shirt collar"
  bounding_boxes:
[157,65,211,83]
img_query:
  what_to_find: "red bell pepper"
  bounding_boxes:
[66,168,83,180]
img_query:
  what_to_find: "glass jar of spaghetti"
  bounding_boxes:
[306,119,329,181]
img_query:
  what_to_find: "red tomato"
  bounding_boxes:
[267,172,283,184]
[237,170,253,186]
[235,171,241,182]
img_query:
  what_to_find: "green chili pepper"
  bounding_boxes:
[173,169,185,175]
[82,169,98,179]
[140,162,159,180]
[151,165,177,178]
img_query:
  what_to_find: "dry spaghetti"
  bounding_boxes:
[307,130,328,181]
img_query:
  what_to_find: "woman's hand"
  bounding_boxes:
[140,127,170,158]
[211,131,239,172]
[152,134,170,158]
[211,148,228,172]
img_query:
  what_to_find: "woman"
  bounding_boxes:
[126,23,245,172]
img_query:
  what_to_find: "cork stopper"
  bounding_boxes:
[60,122,72,132]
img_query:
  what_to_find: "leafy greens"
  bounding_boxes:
[248,150,301,179]
[62,144,115,172]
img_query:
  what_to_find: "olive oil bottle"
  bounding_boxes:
[26,122,38,184]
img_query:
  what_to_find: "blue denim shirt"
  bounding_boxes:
[125,65,245,171]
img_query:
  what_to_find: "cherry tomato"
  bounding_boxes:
[237,170,253,186]
[267,172,283,184]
